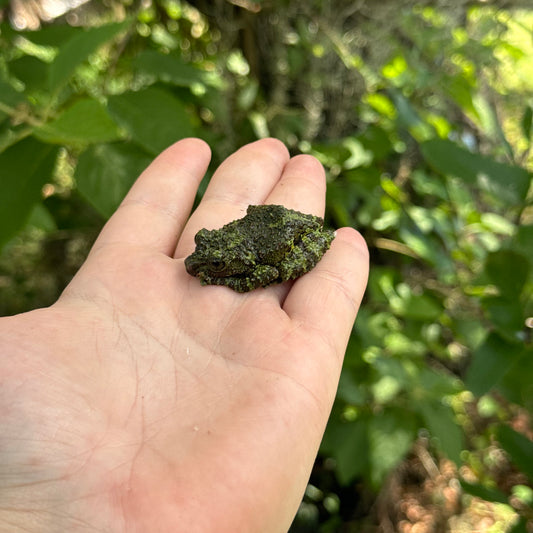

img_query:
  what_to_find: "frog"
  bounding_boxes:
[184,204,335,292]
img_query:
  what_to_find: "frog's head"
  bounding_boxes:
[184,228,256,283]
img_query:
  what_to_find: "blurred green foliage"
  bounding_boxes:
[1,0,532,530]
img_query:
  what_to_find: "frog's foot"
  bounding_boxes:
[204,265,280,292]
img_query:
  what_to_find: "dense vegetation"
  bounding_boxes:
[1,1,532,531]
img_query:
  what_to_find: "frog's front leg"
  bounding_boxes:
[277,230,335,281]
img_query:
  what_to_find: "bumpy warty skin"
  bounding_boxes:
[184,204,335,292]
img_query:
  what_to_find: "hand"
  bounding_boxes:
[0,138,368,532]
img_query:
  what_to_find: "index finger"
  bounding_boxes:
[92,138,211,256]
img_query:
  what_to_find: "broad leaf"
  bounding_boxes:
[421,139,531,204]
[465,332,525,397]
[48,20,131,91]
[496,425,533,481]
[484,250,530,298]
[483,296,525,337]
[509,518,528,533]
[133,51,207,87]
[8,56,49,91]
[521,105,532,142]
[107,87,194,155]
[19,24,80,47]
[321,418,369,486]
[498,346,533,410]
[35,99,121,145]
[0,138,58,249]
[75,143,152,218]
[0,80,24,121]
[367,409,417,487]
[460,480,507,504]
[418,402,463,464]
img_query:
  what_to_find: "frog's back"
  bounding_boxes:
[245,204,322,260]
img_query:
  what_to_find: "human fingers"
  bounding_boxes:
[265,154,327,217]
[92,138,211,256]
[175,138,290,258]
[283,227,369,367]
[254,154,328,302]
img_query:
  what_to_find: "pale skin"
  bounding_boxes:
[0,138,369,533]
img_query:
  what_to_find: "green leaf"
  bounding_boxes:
[367,409,417,487]
[418,402,463,464]
[321,419,369,486]
[520,105,532,142]
[448,74,478,120]
[358,125,394,162]
[421,139,531,205]
[496,425,533,481]
[20,24,81,47]
[133,50,206,87]
[0,80,24,120]
[484,250,530,298]
[390,90,424,129]
[465,333,525,397]
[460,480,508,504]
[107,87,194,155]
[27,203,57,232]
[498,346,533,411]
[0,138,58,249]
[34,99,121,145]
[8,56,49,91]
[75,143,152,218]
[48,20,131,91]
[509,517,528,533]
[514,224,533,253]
[482,296,525,337]
[397,291,442,321]
[337,370,367,405]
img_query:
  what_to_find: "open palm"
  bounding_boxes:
[0,138,368,533]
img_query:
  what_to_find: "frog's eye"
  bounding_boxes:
[209,259,226,272]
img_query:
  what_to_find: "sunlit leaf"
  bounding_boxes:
[368,409,417,487]
[48,20,131,91]
[133,50,207,87]
[372,375,402,404]
[364,93,396,119]
[34,99,121,145]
